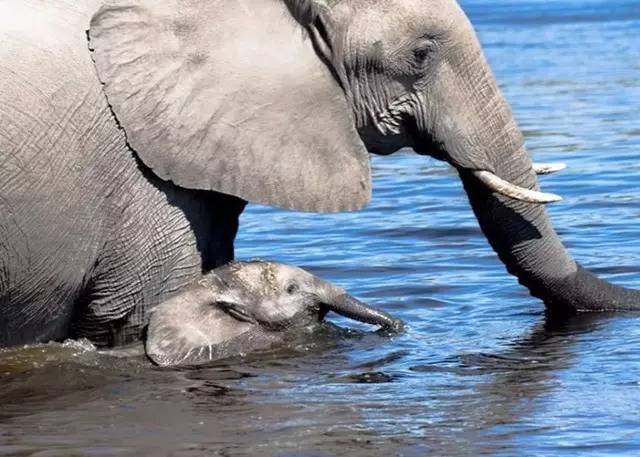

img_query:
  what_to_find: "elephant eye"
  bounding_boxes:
[412,37,437,68]
[286,283,299,295]
[414,47,429,63]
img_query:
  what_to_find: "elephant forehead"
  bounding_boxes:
[334,0,466,45]
[259,263,280,292]
[228,262,282,295]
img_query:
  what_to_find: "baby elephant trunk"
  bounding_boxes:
[325,293,404,333]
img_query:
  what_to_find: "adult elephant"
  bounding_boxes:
[0,0,636,347]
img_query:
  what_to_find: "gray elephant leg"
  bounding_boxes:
[0,0,122,346]
[1,138,244,348]
[0,195,88,344]
[70,173,246,347]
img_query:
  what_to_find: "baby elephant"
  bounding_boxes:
[146,261,403,366]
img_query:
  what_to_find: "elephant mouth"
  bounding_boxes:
[259,308,325,332]
[359,125,406,156]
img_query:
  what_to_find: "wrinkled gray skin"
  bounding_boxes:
[146,261,403,367]
[1,0,637,348]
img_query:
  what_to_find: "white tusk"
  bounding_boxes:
[532,162,567,175]
[472,170,562,204]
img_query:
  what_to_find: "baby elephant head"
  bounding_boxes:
[145,261,403,366]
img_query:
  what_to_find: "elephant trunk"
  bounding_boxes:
[416,24,640,312]
[456,127,640,312]
[325,293,404,332]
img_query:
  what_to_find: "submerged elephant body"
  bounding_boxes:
[1,0,637,347]
[145,261,403,366]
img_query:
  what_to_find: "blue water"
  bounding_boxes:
[2,1,640,456]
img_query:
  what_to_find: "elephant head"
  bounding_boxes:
[145,261,403,366]
[89,0,639,312]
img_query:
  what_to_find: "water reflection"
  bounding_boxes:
[457,313,615,451]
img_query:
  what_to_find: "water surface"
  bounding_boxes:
[2,1,640,455]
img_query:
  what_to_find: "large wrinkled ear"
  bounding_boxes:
[145,285,253,367]
[89,0,371,212]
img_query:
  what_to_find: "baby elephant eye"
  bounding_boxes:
[286,283,299,294]
[413,47,429,63]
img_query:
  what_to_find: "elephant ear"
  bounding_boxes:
[88,0,371,212]
[145,285,254,367]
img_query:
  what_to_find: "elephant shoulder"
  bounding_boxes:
[0,0,101,79]
[0,0,126,173]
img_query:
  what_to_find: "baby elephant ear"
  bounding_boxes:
[145,284,256,366]
[144,285,213,367]
[89,0,371,212]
